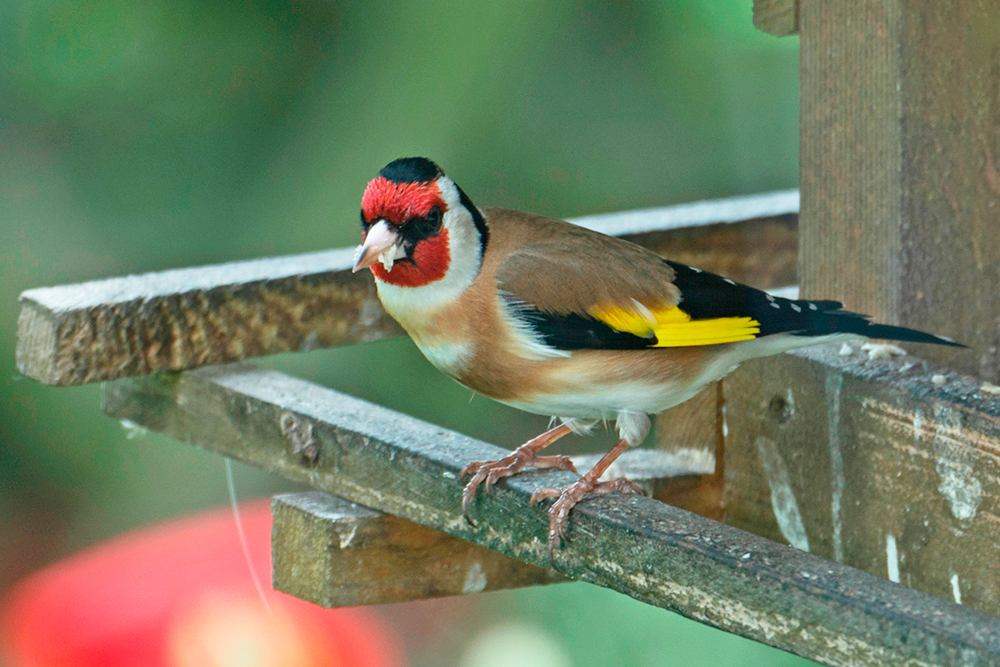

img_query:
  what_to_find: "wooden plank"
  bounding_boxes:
[271,492,564,607]
[753,0,798,37]
[15,249,403,386]
[103,365,1000,666]
[16,192,798,386]
[272,454,699,608]
[725,343,1000,616]
[798,0,1000,379]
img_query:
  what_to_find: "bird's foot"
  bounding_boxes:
[531,477,643,562]
[461,441,576,523]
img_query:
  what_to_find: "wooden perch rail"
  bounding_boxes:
[103,364,1000,667]
[15,191,797,386]
[270,457,692,607]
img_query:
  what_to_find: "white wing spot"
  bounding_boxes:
[808,303,818,311]
[770,302,781,309]
[629,298,656,325]
[691,266,702,273]
[723,278,736,285]
[790,303,802,313]
[766,294,776,302]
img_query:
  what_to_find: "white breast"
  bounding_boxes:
[412,338,473,376]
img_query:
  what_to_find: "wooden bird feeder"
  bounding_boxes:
[15,2,1000,664]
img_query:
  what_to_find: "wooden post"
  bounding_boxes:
[731,0,1000,615]
[798,0,1000,379]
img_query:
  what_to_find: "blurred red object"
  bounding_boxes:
[0,499,405,667]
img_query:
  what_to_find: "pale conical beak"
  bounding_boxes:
[353,220,403,273]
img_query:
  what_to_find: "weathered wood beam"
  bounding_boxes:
[16,191,798,386]
[271,492,565,607]
[103,365,1000,666]
[271,456,700,608]
[725,344,1000,616]
[753,0,799,37]
[798,0,999,379]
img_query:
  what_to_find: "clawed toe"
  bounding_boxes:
[460,425,577,524]
[529,487,560,505]
[534,476,645,563]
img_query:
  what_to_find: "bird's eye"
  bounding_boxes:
[411,207,443,238]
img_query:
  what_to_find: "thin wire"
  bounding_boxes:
[225,457,272,614]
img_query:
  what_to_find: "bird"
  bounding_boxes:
[352,156,961,560]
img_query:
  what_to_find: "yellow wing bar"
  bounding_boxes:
[588,304,760,347]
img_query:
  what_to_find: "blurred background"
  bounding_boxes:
[0,0,810,664]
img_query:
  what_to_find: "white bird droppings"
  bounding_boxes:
[862,342,907,360]
[755,436,810,552]
[932,374,947,385]
[886,534,900,583]
[339,524,359,550]
[937,457,983,521]
[952,573,963,605]
[463,561,489,594]
[929,408,983,522]
[839,343,854,356]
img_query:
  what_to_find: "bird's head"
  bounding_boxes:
[353,157,489,289]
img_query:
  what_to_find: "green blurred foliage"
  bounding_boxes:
[1,0,812,664]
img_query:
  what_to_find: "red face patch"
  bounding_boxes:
[371,229,451,287]
[362,177,446,224]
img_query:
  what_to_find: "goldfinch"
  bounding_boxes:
[353,157,960,558]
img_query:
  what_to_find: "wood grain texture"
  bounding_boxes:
[16,192,798,386]
[102,365,1000,666]
[798,0,999,379]
[753,0,799,36]
[725,344,1000,615]
[16,249,403,385]
[271,492,563,607]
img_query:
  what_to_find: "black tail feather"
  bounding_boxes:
[663,260,964,348]
[784,299,964,347]
[807,313,965,347]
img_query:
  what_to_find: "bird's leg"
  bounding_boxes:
[530,437,642,561]
[461,422,576,522]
